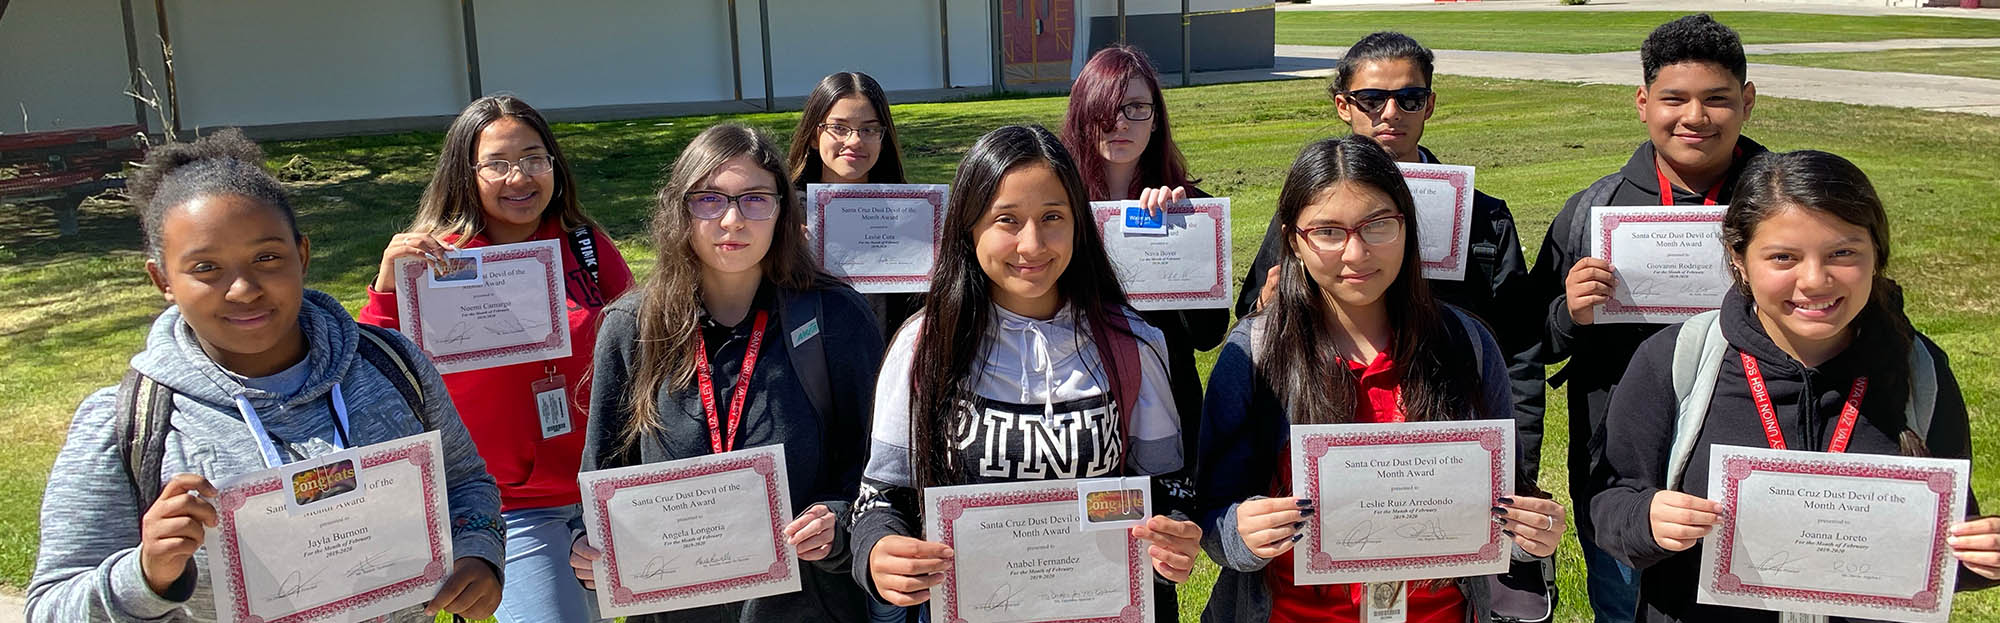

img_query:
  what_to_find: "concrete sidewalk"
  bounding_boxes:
[2,591,22,623]
[1288,0,2000,20]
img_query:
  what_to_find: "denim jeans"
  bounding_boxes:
[494,504,601,623]
[1580,532,1641,623]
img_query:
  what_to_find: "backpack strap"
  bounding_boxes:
[1906,339,1938,442]
[114,368,176,506]
[355,324,429,428]
[565,224,604,294]
[781,288,833,419]
[1087,307,1144,473]
[1666,310,1728,491]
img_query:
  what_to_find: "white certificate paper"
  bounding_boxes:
[206,431,450,623]
[1699,445,1970,623]
[1397,163,1476,281]
[806,183,949,293]
[578,444,800,617]
[394,239,570,374]
[925,479,1153,623]
[1589,205,1730,324]
[1290,420,1515,584]
[1090,198,1233,311]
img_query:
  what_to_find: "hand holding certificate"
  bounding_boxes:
[394,239,570,373]
[1396,163,1476,281]
[925,479,1153,623]
[806,183,949,293]
[1090,198,1232,310]
[577,445,800,617]
[1698,445,1970,623]
[1589,205,1731,324]
[1290,420,1515,584]
[205,431,451,623]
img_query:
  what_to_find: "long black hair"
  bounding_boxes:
[1257,134,1483,426]
[786,72,908,189]
[906,124,1135,488]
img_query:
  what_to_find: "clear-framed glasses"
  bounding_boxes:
[684,190,781,220]
[472,154,556,181]
[1293,214,1404,253]
[818,123,886,143]
[1118,102,1155,122]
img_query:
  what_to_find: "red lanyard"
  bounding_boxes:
[1657,163,1724,206]
[1740,352,1868,453]
[694,310,768,454]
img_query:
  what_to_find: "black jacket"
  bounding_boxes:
[1234,146,1548,482]
[1526,137,1769,532]
[1590,289,1991,622]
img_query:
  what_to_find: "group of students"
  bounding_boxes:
[24,13,2000,623]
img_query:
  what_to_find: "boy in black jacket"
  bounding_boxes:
[1524,14,1765,623]
[1236,31,1548,484]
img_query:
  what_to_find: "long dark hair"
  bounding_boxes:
[1257,134,1482,426]
[1725,150,1923,456]
[786,72,908,189]
[907,125,1135,487]
[1060,45,1194,201]
[413,95,596,240]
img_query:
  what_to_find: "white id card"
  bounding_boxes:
[1366,581,1407,623]
[533,374,571,439]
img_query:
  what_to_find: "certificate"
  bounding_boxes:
[1698,445,1970,623]
[1589,205,1730,324]
[925,479,1153,623]
[806,183,949,293]
[1397,163,1476,281]
[394,239,570,374]
[1290,420,1515,584]
[206,431,451,623]
[578,445,799,617]
[1090,198,1233,310]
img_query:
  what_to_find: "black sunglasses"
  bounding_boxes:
[1340,87,1434,114]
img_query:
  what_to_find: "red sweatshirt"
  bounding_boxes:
[359,218,633,511]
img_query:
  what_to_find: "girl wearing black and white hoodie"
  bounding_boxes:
[1591,150,1999,623]
[27,131,506,622]
[849,125,1204,621]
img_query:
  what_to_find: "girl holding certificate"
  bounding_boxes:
[786,71,922,341]
[570,123,883,622]
[851,125,1204,621]
[28,131,505,622]
[357,95,634,623]
[1591,150,1998,623]
[1196,135,1565,623]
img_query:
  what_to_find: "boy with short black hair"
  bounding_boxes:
[1527,13,1766,623]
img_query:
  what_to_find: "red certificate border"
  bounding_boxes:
[214,438,447,623]
[399,246,566,368]
[1595,210,1726,317]
[1401,166,1471,275]
[1709,455,1958,614]
[1298,428,1508,574]
[1090,202,1228,305]
[933,486,1148,623]
[588,453,793,609]
[811,186,946,287]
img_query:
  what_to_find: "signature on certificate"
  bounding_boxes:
[437,321,476,346]
[1748,550,1806,574]
[1394,519,1452,541]
[485,314,527,336]
[344,551,404,578]
[1040,586,1121,604]
[1335,521,1386,551]
[972,583,1027,612]
[272,567,327,601]
[635,554,683,580]
[695,553,750,568]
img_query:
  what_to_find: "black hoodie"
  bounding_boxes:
[1526,136,1770,533]
[1591,288,1991,622]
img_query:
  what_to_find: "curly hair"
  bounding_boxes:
[1641,13,1746,85]
[129,128,297,261]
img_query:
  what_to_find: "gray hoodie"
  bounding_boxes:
[27,289,505,623]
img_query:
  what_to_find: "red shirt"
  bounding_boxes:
[1267,350,1467,623]
[358,219,633,511]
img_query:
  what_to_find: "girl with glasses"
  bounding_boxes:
[570,123,883,622]
[358,95,634,622]
[1197,135,1565,623]
[787,72,922,343]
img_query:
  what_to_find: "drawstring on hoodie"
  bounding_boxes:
[236,382,354,468]
[1002,315,1059,419]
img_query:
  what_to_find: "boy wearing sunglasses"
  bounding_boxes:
[1524,14,1767,623]
[1236,28,1548,503]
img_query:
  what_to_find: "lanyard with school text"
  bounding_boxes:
[1741,352,1868,453]
[694,310,768,454]
[236,383,354,468]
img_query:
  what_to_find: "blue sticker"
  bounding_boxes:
[1124,206,1165,231]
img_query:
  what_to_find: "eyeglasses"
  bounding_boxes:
[473,154,556,181]
[1340,87,1433,114]
[685,191,781,220]
[1117,102,1155,122]
[1293,214,1404,253]
[819,123,886,143]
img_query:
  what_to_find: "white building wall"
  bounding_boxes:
[0,1,138,132]
[475,0,738,108]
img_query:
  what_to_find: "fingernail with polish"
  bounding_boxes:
[1497,496,1515,505]
[1300,508,1316,517]
[1491,506,1507,516]
[1502,529,1516,539]
[1297,499,1316,507]
[1292,521,1305,530]
[1290,533,1305,542]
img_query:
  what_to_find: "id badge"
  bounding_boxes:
[1365,581,1407,623]
[533,375,572,439]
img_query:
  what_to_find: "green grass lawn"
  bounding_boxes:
[4,73,1997,622]
[1277,10,2000,54]
[1751,47,2000,81]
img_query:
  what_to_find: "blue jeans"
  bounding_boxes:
[1580,533,1640,623]
[495,505,601,623]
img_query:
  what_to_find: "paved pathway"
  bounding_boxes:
[2,591,23,623]
[1288,0,2000,20]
